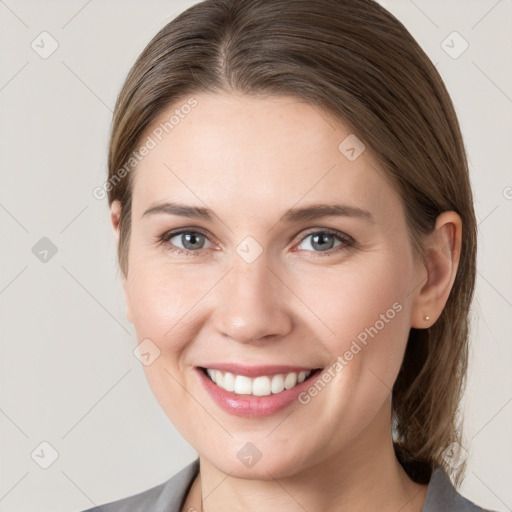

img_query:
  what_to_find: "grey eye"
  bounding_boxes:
[298,232,342,252]
[169,232,211,250]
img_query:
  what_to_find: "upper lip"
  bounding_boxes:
[198,363,321,378]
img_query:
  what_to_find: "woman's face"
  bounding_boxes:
[116,93,425,478]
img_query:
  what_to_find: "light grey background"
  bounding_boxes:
[0,1,511,511]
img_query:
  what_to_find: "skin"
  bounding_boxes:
[110,92,462,512]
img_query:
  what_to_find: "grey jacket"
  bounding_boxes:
[79,458,494,511]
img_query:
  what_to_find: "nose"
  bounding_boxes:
[211,255,293,345]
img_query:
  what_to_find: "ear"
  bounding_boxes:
[110,200,133,324]
[410,211,462,328]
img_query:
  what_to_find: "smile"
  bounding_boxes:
[197,364,323,417]
[205,368,312,396]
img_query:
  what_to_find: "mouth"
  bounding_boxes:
[196,364,323,417]
[200,366,322,396]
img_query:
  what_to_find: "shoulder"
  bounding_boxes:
[77,458,199,512]
[423,467,497,512]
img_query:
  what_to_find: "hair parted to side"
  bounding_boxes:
[106,0,477,486]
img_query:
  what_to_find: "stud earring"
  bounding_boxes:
[424,315,431,321]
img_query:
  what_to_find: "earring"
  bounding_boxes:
[424,315,431,321]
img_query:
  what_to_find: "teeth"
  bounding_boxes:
[223,371,235,392]
[206,369,312,396]
[234,375,252,395]
[252,376,271,396]
[284,372,297,389]
[271,374,285,394]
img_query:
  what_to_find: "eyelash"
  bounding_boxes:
[157,228,356,258]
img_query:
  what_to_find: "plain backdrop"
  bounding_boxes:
[0,1,511,511]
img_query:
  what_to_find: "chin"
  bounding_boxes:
[200,438,318,481]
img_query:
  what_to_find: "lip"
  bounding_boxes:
[196,366,323,418]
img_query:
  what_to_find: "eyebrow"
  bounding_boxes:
[141,201,374,224]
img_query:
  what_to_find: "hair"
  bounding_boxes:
[106,0,477,486]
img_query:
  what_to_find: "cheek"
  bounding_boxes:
[293,251,414,382]
[125,261,210,433]
[125,259,208,349]
[287,256,413,447]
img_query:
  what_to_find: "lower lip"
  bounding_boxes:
[196,367,322,418]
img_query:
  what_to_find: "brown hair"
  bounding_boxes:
[106,0,476,486]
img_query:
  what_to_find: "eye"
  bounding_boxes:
[159,229,214,255]
[158,227,355,257]
[295,229,355,256]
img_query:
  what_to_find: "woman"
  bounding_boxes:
[81,0,494,510]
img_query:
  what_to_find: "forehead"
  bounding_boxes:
[130,93,404,224]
